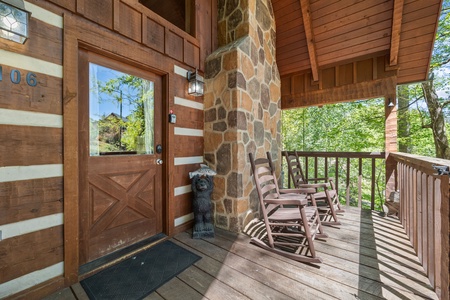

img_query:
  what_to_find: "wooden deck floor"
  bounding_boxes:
[46,207,438,300]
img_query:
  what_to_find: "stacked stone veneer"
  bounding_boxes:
[203,0,281,232]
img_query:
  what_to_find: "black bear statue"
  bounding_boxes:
[191,174,214,238]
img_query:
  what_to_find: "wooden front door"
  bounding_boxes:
[78,49,164,264]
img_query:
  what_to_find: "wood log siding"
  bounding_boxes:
[390,152,449,300]
[45,0,211,71]
[0,2,65,297]
[282,151,385,210]
[0,0,213,297]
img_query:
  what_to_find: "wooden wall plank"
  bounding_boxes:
[184,40,200,70]
[174,193,193,219]
[46,0,76,12]
[173,136,204,157]
[173,164,202,189]
[313,1,392,35]
[274,8,301,27]
[316,17,391,47]
[0,66,62,115]
[117,1,142,43]
[0,178,63,225]
[0,226,63,283]
[0,126,62,167]
[0,19,62,65]
[143,17,165,53]
[338,63,353,86]
[356,59,373,83]
[78,0,113,29]
[166,30,184,62]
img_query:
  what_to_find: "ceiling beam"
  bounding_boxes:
[299,0,319,81]
[390,0,405,66]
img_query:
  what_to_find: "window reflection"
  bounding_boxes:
[89,63,155,156]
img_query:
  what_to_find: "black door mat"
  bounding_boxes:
[80,240,201,300]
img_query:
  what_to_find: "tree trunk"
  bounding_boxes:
[421,80,450,159]
[397,85,411,153]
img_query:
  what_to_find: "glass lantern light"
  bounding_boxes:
[187,69,204,97]
[0,0,31,44]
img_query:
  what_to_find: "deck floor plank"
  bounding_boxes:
[174,232,334,300]
[45,207,438,300]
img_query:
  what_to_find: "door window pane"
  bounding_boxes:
[89,63,155,156]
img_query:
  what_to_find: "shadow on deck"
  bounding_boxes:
[46,206,437,300]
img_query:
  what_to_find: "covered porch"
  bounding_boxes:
[1,0,448,299]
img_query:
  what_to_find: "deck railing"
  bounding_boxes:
[282,151,386,210]
[281,150,449,299]
[390,152,449,300]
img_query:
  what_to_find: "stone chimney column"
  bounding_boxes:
[203,0,281,232]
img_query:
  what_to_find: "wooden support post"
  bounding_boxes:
[385,89,398,201]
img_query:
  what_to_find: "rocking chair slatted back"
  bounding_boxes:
[248,152,327,264]
[283,151,345,225]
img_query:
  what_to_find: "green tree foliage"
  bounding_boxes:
[282,99,385,152]
[400,0,450,159]
[282,99,386,210]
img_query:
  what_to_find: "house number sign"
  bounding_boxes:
[0,65,37,87]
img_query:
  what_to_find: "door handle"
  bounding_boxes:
[156,159,163,165]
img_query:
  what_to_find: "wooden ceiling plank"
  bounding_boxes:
[299,0,319,81]
[390,0,405,66]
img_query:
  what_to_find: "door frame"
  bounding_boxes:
[63,15,171,285]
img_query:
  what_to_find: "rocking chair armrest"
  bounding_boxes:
[297,183,328,189]
[264,197,308,206]
[307,177,334,186]
[308,177,333,182]
[280,188,316,194]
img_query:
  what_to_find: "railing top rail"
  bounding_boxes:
[390,152,450,177]
[284,151,386,159]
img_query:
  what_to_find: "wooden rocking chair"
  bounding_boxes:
[283,151,344,226]
[249,152,327,263]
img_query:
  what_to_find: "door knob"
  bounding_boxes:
[156,159,163,165]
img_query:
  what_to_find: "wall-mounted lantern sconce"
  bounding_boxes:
[187,69,204,97]
[0,0,31,44]
[387,98,395,107]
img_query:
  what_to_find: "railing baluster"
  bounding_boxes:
[305,156,309,182]
[314,156,318,179]
[335,157,339,199]
[358,158,362,208]
[324,157,328,179]
[346,157,350,206]
[371,158,375,210]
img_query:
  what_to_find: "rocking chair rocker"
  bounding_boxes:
[249,152,327,263]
